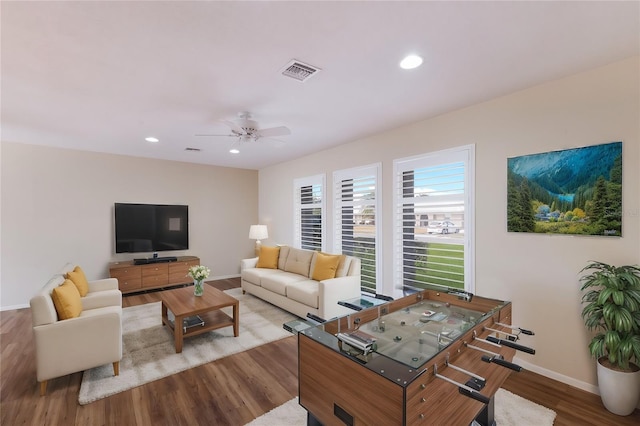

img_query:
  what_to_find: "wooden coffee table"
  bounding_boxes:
[160,285,239,353]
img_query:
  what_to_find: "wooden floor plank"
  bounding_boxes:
[2,277,638,425]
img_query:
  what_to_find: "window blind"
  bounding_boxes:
[393,146,474,293]
[334,164,381,294]
[294,175,325,251]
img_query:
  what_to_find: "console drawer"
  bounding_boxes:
[118,277,143,292]
[141,263,169,288]
[110,264,142,292]
[168,260,200,285]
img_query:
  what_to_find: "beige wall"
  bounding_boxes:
[0,144,258,309]
[258,57,640,392]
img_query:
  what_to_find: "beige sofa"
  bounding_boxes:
[29,263,123,395]
[241,247,361,320]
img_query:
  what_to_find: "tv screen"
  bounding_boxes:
[114,203,189,253]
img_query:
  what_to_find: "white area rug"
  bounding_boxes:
[78,288,296,405]
[246,390,556,426]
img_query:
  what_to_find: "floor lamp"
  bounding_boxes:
[249,225,268,256]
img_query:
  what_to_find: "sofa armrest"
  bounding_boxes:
[88,278,119,292]
[318,275,362,320]
[32,306,122,382]
[241,257,259,270]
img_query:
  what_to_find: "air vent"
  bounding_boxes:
[281,60,321,82]
[185,147,201,152]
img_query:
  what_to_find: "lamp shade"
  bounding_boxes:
[249,225,268,240]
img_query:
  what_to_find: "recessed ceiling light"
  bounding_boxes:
[400,54,423,70]
[145,137,159,143]
[229,148,240,154]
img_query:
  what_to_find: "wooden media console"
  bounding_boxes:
[108,255,199,293]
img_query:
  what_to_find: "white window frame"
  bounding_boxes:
[392,145,475,298]
[333,163,382,294]
[293,174,326,251]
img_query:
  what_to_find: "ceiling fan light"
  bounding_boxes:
[229,148,240,154]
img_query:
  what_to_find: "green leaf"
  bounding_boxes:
[598,288,614,305]
[612,290,624,306]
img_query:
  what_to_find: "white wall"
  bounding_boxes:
[258,57,640,391]
[0,144,258,309]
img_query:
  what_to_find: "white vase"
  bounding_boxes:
[597,357,640,416]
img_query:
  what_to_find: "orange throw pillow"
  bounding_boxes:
[312,252,341,281]
[256,246,280,269]
[52,280,83,320]
[66,266,89,297]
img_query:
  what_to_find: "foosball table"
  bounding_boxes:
[297,288,535,425]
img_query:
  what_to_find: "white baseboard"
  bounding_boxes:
[514,356,599,395]
[1,303,29,312]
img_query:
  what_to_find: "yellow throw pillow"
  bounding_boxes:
[256,246,280,269]
[312,252,342,281]
[66,266,89,297]
[52,279,83,320]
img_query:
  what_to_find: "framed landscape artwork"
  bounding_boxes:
[507,141,622,236]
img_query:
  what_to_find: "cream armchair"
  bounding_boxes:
[30,265,123,395]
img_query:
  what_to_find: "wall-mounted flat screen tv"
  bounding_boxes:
[114,203,189,253]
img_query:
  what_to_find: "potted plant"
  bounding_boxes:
[580,261,640,415]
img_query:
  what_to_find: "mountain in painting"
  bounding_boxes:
[508,142,621,195]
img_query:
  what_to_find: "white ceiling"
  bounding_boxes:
[2,1,639,170]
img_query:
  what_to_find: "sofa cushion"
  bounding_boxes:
[51,279,83,320]
[278,246,290,270]
[261,272,307,296]
[311,252,342,281]
[66,266,90,297]
[286,280,319,308]
[81,289,122,311]
[335,255,352,278]
[256,246,280,269]
[242,268,282,286]
[284,247,314,276]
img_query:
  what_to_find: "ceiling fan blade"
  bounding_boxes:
[256,126,291,138]
[221,120,246,134]
[194,134,236,137]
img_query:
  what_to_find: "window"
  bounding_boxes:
[334,164,381,294]
[294,174,325,251]
[393,145,475,294]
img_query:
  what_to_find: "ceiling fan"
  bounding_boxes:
[196,112,291,153]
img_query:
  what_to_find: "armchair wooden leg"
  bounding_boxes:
[39,381,47,396]
[113,361,120,376]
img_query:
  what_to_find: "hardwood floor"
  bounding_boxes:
[2,277,638,425]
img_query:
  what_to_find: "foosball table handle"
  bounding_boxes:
[458,387,490,404]
[486,336,536,354]
[481,355,523,372]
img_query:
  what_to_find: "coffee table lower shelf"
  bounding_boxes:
[161,309,238,353]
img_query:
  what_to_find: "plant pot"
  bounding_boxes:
[597,357,640,416]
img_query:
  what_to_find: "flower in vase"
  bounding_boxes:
[187,265,210,282]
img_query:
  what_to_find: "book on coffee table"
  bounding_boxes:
[169,315,205,333]
[182,315,205,332]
